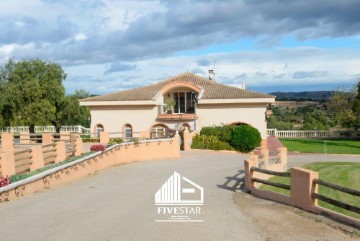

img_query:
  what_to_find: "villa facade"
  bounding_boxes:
[80,72,275,141]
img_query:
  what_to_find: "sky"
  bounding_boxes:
[1,0,360,95]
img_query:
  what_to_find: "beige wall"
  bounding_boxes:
[89,102,268,138]
[197,103,268,139]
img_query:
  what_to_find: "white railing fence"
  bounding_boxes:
[267,129,360,138]
[0,125,91,134]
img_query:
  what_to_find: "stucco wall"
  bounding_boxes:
[197,103,268,139]
[89,103,268,138]
[91,105,159,132]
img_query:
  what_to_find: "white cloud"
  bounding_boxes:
[75,33,87,41]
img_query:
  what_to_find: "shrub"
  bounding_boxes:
[90,144,106,152]
[191,134,235,151]
[230,125,261,153]
[0,175,11,187]
[200,125,235,143]
[108,138,123,145]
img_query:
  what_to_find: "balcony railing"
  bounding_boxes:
[157,105,197,121]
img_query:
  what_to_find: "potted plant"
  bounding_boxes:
[164,99,176,114]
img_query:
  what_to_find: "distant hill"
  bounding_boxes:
[269,91,333,101]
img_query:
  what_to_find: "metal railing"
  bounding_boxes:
[0,125,91,134]
[267,129,360,138]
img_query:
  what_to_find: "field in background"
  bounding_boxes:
[279,139,360,154]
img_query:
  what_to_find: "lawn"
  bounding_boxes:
[279,138,360,154]
[260,162,360,219]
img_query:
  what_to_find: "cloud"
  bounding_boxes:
[105,62,137,74]
[197,59,211,67]
[1,0,360,65]
[293,71,328,79]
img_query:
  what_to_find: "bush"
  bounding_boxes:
[200,125,235,143]
[0,175,11,187]
[191,134,235,151]
[108,138,123,145]
[90,144,106,152]
[230,125,261,153]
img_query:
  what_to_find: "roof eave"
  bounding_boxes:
[79,100,157,106]
[198,98,275,104]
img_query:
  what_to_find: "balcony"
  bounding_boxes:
[158,105,198,120]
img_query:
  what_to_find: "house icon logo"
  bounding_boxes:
[155,172,204,222]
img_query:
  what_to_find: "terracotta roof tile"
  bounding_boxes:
[81,72,274,102]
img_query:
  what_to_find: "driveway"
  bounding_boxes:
[0,151,358,241]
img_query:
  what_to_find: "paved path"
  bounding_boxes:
[0,151,358,241]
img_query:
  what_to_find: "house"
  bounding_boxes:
[80,72,275,144]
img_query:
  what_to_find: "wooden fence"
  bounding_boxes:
[245,156,360,228]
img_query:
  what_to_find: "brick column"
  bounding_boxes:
[42,133,53,145]
[244,159,257,192]
[73,134,83,156]
[55,141,66,163]
[1,133,14,152]
[20,132,30,144]
[290,167,318,211]
[30,146,44,171]
[0,151,16,176]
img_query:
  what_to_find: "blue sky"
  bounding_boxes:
[1,0,360,94]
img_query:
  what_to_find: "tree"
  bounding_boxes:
[328,80,359,130]
[230,125,262,153]
[0,58,90,131]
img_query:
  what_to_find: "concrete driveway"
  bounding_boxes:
[0,151,358,241]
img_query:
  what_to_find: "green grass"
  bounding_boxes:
[280,138,360,154]
[260,162,360,219]
[10,152,93,183]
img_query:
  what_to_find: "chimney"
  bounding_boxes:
[208,70,215,81]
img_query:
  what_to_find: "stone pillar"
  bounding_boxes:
[0,151,16,176]
[55,141,66,163]
[20,132,30,144]
[1,133,14,152]
[290,167,318,211]
[260,139,267,150]
[182,129,191,151]
[30,146,44,171]
[100,131,110,144]
[42,133,53,145]
[260,149,269,168]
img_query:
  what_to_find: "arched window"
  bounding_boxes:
[123,124,133,139]
[95,124,104,138]
[151,124,168,138]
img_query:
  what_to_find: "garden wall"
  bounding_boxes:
[0,137,180,202]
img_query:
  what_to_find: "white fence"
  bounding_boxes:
[267,129,360,138]
[0,125,91,134]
